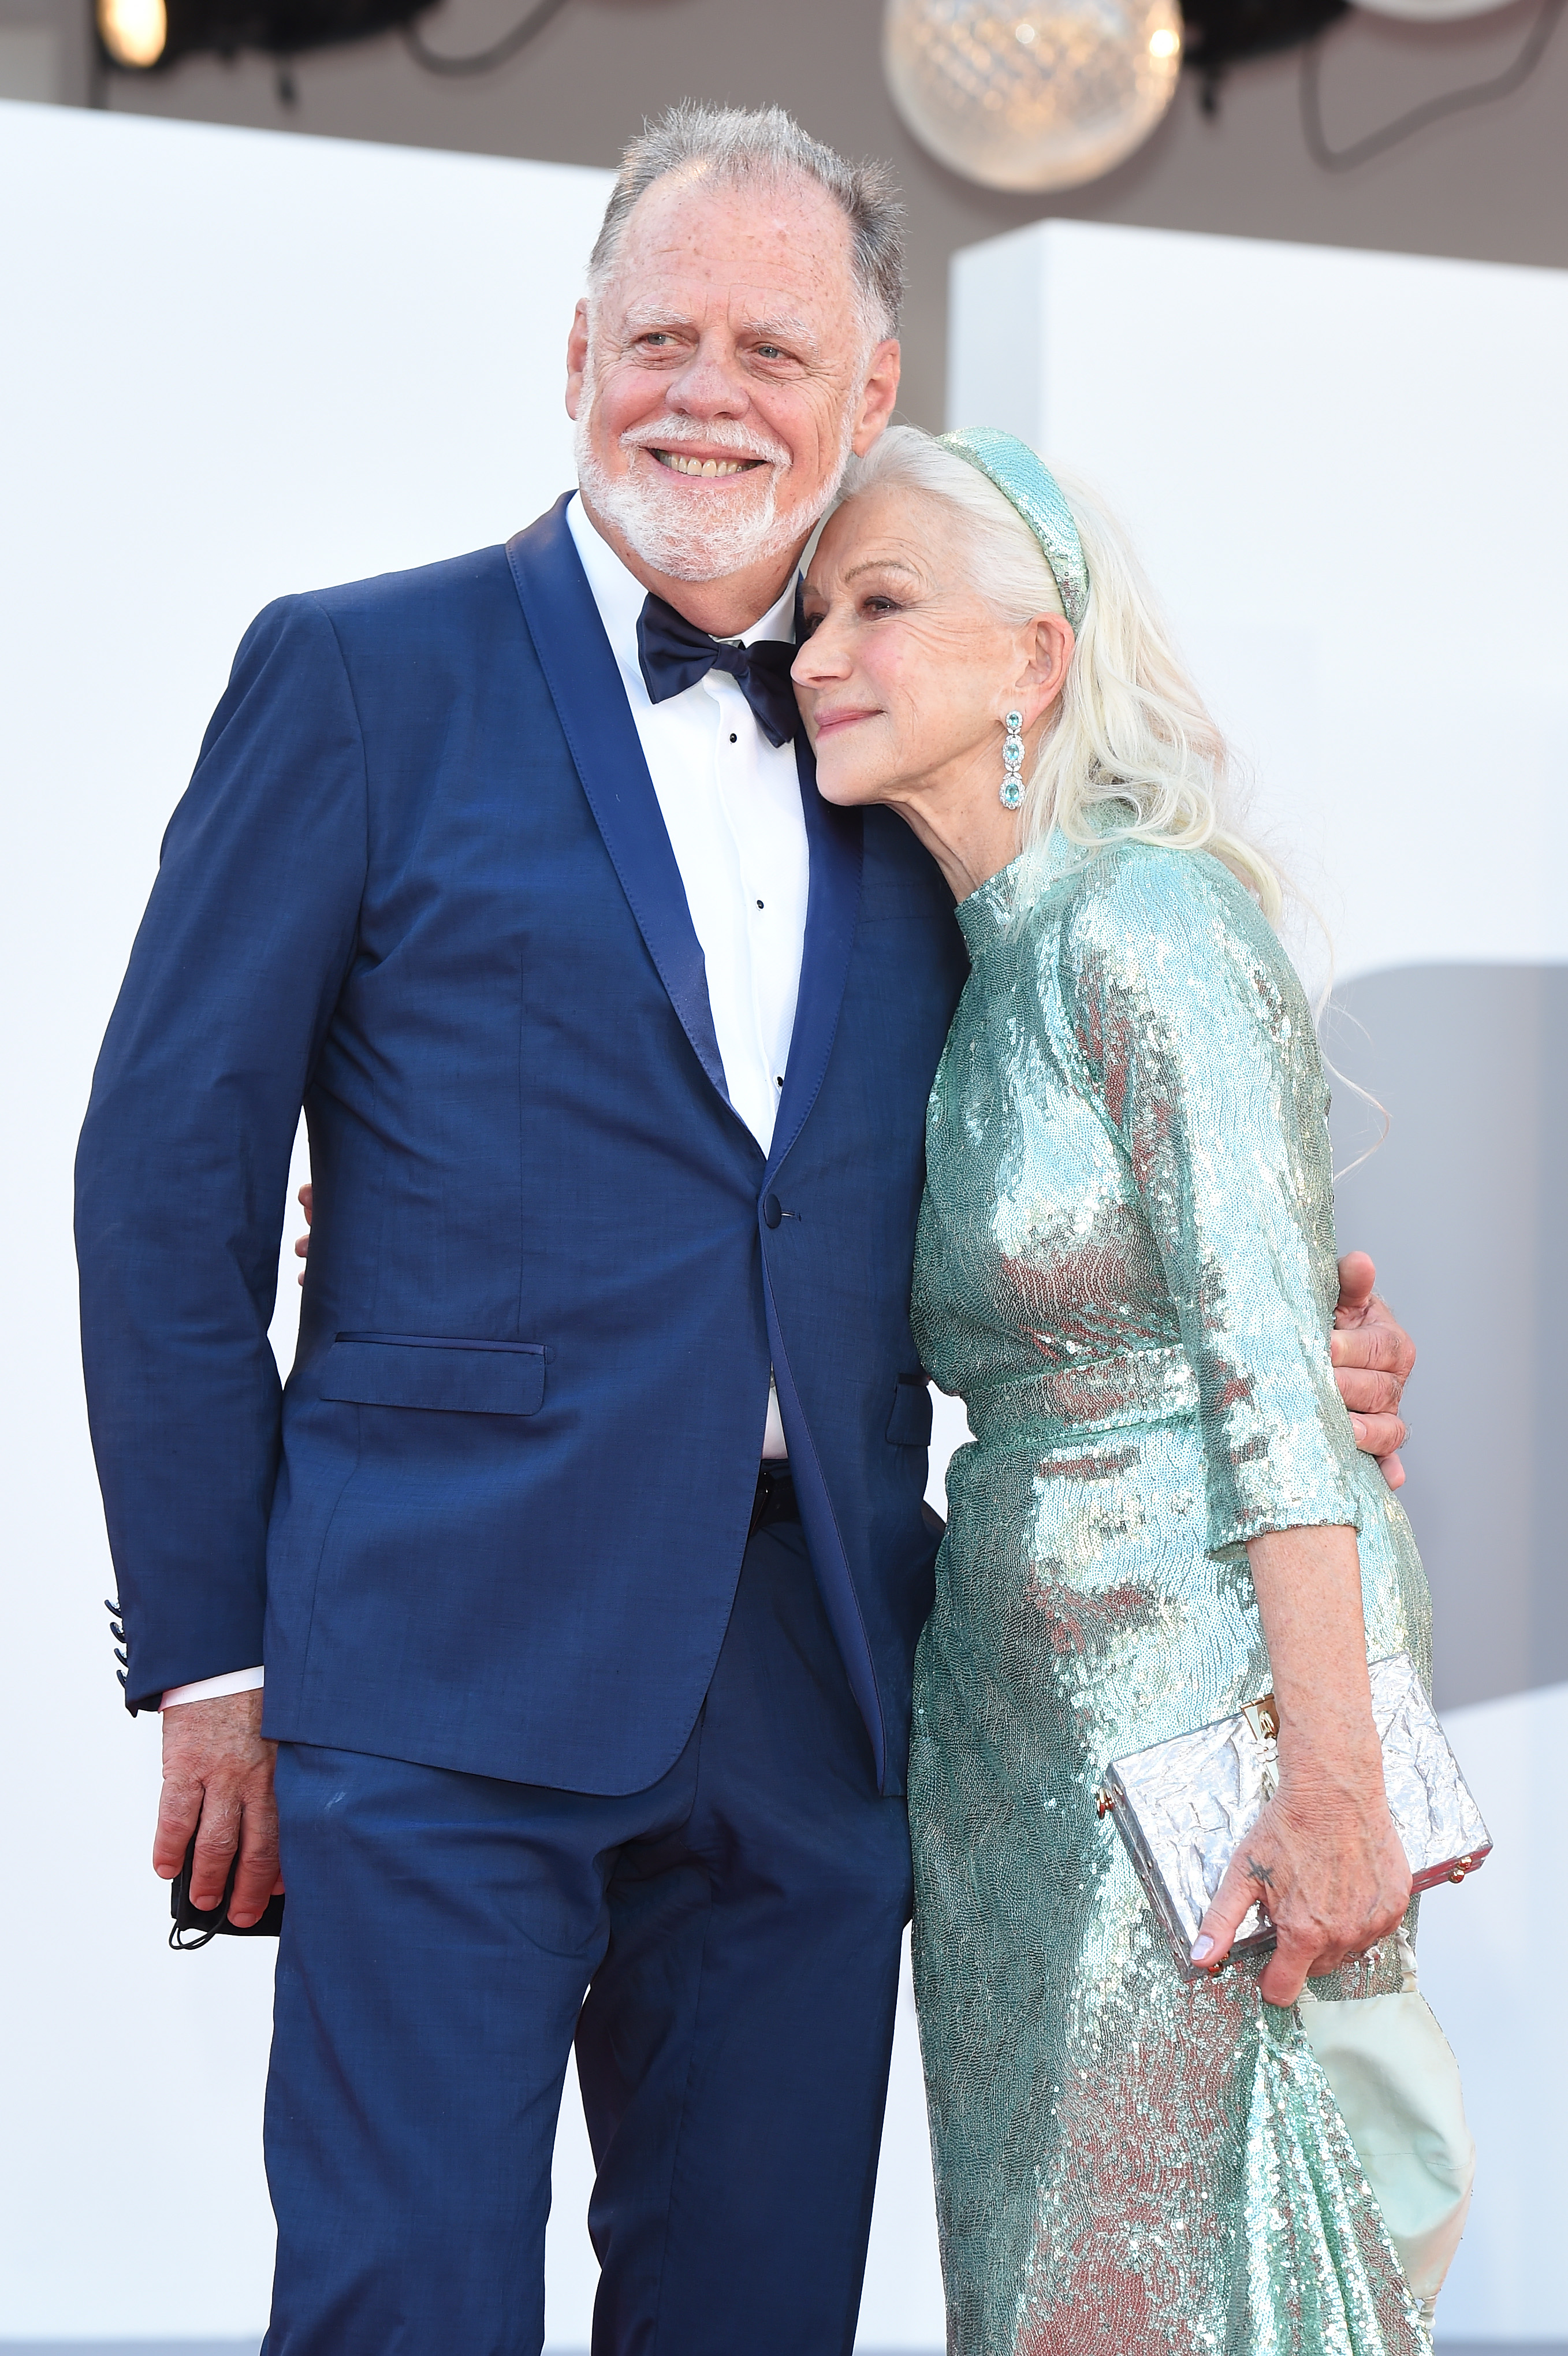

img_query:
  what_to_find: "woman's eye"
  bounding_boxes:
[799,611,824,639]
[862,595,902,616]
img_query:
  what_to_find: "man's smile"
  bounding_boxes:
[649,449,768,478]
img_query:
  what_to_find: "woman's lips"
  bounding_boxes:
[811,708,880,738]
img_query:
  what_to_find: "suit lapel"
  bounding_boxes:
[767,729,863,1181]
[508,495,863,1166]
[505,496,732,1111]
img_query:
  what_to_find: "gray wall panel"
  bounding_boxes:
[1328,963,1567,1709]
[10,0,1568,436]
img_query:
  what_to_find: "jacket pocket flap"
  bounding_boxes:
[322,1335,546,1416]
[885,1372,933,1447]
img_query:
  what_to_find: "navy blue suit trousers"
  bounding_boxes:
[262,1518,913,2356]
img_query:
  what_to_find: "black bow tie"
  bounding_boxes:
[636,592,800,748]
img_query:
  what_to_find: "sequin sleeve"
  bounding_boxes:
[1053,842,1362,1557]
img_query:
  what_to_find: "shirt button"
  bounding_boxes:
[762,1194,783,1230]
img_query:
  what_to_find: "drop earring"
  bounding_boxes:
[1000,710,1025,810]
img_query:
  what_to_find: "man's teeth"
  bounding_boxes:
[655,452,758,477]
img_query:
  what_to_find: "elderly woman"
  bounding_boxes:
[791,427,1473,2355]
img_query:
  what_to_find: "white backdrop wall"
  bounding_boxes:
[947,217,1568,2343]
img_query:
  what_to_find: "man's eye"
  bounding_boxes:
[755,344,786,361]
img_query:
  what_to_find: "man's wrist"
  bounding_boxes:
[160,1666,266,1709]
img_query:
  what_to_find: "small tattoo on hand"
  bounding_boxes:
[1246,1855,1276,1889]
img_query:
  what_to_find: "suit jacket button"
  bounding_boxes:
[762,1193,783,1229]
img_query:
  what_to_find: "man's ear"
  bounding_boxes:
[851,339,902,456]
[565,297,590,421]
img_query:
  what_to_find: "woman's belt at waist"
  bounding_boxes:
[963,1343,1198,1447]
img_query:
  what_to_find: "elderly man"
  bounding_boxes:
[76,104,1412,2356]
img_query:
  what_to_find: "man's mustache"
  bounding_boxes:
[618,416,792,471]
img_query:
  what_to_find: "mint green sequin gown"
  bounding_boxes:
[908,832,1433,2356]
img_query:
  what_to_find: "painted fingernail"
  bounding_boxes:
[1190,1935,1215,1963]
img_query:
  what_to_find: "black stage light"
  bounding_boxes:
[96,0,424,70]
[95,0,569,77]
[1179,0,1350,106]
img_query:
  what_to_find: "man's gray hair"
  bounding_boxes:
[588,102,904,341]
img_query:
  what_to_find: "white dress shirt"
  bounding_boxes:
[161,493,806,1709]
[567,494,809,1152]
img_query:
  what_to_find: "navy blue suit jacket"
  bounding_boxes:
[75,495,969,1795]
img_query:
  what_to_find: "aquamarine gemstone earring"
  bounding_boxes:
[1000,710,1025,811]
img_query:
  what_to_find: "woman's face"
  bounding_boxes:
[792,483,1068,824]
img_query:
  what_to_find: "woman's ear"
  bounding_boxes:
[1016,615,1075,725]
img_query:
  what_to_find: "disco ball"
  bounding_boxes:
[882,0,1184,193]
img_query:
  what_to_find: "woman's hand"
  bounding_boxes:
[1190,1521,1413,2006]
[1190,1768,1411,2007]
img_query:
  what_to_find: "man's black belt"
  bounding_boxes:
[749,1461,798,1536]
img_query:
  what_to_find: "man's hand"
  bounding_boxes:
[1331,1251,1413,1490]
[294,1180,312,1285]
[154,1688,282,1928]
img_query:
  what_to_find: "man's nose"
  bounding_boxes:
[665,338,751,419]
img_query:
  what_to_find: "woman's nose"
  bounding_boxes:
[792,619,850,687]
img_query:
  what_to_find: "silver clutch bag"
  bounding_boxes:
[1098,1652,1492,1979]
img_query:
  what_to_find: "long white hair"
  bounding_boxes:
[837,426,1285,928]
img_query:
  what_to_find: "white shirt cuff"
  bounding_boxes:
[160,1666,266,1709]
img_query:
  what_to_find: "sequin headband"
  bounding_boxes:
[937,427,1090,632]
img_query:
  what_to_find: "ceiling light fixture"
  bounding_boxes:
[882,0,1185,193]
[96,0,169,66]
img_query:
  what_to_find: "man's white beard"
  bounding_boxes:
[575,390,853,586]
